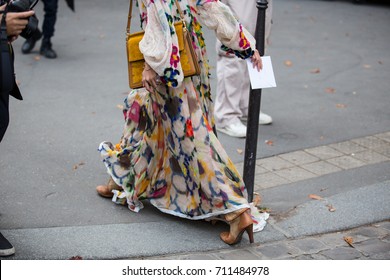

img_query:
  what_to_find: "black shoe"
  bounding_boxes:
[21,30,42,54]
[40,38,57,59]
[0,232,15,257]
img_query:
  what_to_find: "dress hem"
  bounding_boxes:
[149,199,250,221]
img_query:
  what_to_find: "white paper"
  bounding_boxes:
[246,56,276,89]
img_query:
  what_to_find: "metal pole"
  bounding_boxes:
[243,0,268,202]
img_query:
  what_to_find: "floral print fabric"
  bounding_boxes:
[99,0,257,220]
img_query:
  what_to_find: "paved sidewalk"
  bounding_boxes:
[235,132,390,191]
[143,221,390,260]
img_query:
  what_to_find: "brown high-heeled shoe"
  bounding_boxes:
[96,178,121,198]
[220,208,254,245]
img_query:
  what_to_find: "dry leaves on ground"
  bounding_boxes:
[308,194,323,200]
[73,162,86,170]
[284,60,293,67]
[257,206,271,213]
[69,256,83,260]
[236,149,243,155]
[327,204,336,212]
[343,236,354,247]
[253,192,262,206]
[336,103,347,108]
[265,140,274,146]
[310,68,320,74]
[325,87,336,94]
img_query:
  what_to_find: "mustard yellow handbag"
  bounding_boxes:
[126,0,201,89]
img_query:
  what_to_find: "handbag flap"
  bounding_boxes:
[175,22,185,52]
[127,23,185,63]
[127,30,145,62]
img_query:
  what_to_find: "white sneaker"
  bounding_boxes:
[217,121,247,138]
[259,112,273,125]
[241,111,273,125]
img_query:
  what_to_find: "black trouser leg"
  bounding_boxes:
[41,0,59,39]
[0,91,10,142]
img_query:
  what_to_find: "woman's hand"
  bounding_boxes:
[4,10,35,37]
[251,49,263,72]
[142,63,160,93]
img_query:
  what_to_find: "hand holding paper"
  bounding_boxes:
[246,56,277,89]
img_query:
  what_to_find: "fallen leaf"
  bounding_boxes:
[253,192,262,206]
[310,68,320,74]
[116,104,124,110]
[257,206,271,213]
[73,162,86,170]
[308,194,323,200]
[343,236,354,247]
[363,64,372,69]
[320,188,328,192]
[325,87,336,94]
[236,149,243,154]
[69,256,83,260]
[265,140,274,146]
[327,204,336,212]
[34,56,41,61]
[336,103,347,108]
[284,60,293,67]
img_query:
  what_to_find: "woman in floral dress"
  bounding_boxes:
[97,0,263,245]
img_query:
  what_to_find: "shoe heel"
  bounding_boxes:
[246,224,254,243]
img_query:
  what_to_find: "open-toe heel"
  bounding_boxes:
[220,209,254,245]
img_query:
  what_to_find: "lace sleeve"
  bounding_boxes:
[137,0,184,87]
[191,0,256,59]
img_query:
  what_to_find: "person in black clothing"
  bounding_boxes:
[0,3,34,257]
[21,0,58,58]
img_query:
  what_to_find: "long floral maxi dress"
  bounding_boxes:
[99,0,258,221]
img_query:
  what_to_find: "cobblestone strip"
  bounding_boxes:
[234,132,390,191]
[141,221,390,260]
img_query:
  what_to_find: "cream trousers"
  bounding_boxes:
[214,0,273,128]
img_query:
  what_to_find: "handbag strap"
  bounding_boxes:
[126,0,187,34]
[126,0,133,34]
